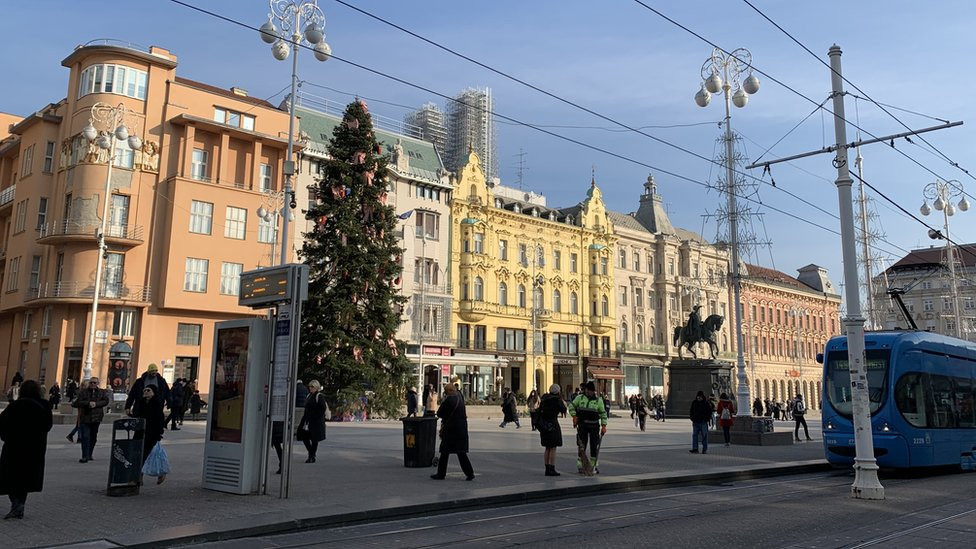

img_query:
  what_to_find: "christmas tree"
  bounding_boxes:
[299,99,410,418]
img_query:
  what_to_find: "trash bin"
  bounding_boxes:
[401,416,437,467]
[107,417,145,497]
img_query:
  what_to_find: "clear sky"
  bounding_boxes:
[4,1,974,311]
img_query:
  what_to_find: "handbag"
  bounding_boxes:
[295,419,309,441]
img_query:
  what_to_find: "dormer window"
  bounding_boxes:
[531,208,539,217]
[513,204,521,213]
[495,198,503,208]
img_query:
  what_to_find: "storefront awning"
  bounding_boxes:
[587,366,625,380]
[621,357,665,367]
[408,353,509,368]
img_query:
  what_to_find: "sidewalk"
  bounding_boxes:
[6,416,827,548]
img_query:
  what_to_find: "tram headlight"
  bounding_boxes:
[825,420,834,430]
[880,422,890,432]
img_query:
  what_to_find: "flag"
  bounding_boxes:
[397,210,414,220]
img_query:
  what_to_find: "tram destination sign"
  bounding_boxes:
[239,266,293,307]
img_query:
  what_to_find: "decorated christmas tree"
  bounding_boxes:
[299,99,410,418]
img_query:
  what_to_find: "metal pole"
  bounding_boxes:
[855,150,876,329]
[828,45,884,500]
[418,235,426,401]
[943,198,963,337]
[280,10,301,266]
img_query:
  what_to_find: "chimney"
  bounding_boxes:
[231,87,248,97]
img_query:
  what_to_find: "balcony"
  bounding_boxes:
[37,221,144,247]
[616,342,666,355]
[458,300,488,322]
[412,282,450,295]
[0,184,15,208]
[588,315,614,334]
[26,281,152,304]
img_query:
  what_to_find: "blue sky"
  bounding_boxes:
[4,1,975,310]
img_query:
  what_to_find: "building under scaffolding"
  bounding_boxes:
[404,102,447,158]
[444,87,496,183]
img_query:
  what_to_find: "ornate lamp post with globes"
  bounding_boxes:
[920,179,970,338]
[694,47,760,417]
[80,102,142,382]
[259,0,331,265]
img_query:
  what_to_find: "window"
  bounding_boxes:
[224,206,247,239]
[213,108,225,123]
[258,214,276,243]
[55,253,64,284]
[600,257,608,275]
[536,246,545,267]
[113,140,134,168]
[43,141,55,173]
[473,233,484,254]
[669,293,677,310]
[553,250,561,270]
[518,284,526,308]
[668,257,675,276]
[533,286,543,310]
[621,323,629,343]
[191,148,209,181]
[414,259,439,285]
[184,258,209,292]
[570,253,578,273]
[22,312,32,339]
[189,200,213,234]
[636,324,644,344]
[496,328,526,351]
[214,108,255,130]
[79,64,148,100]
[28,255,41,295]
[519,244,528,267]
[102,253,124,298]
[7,257,20,291]
[112,309,136,337]
[553,289,562,313]
[473,277,484,301]
[414,211,440,240]
[619,248,627,268]
[601,295,610,316]
[552,333,578,355]
[620,286,628,306]
[220,262,243,295]
[14,200,28,232]
[21,144,34,177]
[635,288,643,308]
[634,252,640,271]
[259,164,273,192]
[36,197,48,231]
[570,292,578,314]
[41,307,51,337]
[242,115,255,131]
[499,239,508,261]
[108,195,130,237]
[498,282,508,306]
[176,323,202,345]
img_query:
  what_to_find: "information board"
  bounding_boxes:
[239,267,291,307]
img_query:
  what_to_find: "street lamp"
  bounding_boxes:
[920,179,969,338]
[81,102,142,382]
[259,0,331,265]
[695,47,759,416]
[789,307,806,380]
[256,190,295,266]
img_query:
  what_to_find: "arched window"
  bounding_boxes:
[779,380,786,400]
[619,248,627,268]
[469,184,477,197]
[570,292,578,314]
[498,282,508,306]
[621,323,628,343]
[553,289,562,313]
[636,324,644,344]
[518,284,526,308]
[763,379,769,401]
[601,295,609,316]
[473,277,484,301]
[533,286,543,310]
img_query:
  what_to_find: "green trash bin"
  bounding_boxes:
[401,416,437,467]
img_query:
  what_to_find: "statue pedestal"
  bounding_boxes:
[665,359,732,419]
[709,417,795,446]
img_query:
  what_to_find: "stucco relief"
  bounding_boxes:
[135,140,160,172]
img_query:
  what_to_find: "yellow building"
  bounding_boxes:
[450,152,618,399]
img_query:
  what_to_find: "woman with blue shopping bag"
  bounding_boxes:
[132,385,168,484]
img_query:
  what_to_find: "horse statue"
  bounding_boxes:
[673,313,725,359]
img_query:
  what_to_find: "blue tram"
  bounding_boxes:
[820,330,976,469]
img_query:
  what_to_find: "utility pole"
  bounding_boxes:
[855,149,878,329]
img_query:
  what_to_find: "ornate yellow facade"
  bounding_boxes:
[450,152,618,398]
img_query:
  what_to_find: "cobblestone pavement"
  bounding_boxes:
[3,415,824,548]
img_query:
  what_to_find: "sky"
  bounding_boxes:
[4,1,975,311]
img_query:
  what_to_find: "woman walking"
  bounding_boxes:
[527,389,541,431]
[0,380,53,519]
[635,394,649,432]
[297,380,327,463]
[716,392,736,447]
[431,383,474,480]
[131,385,166,483]
[537,384,567,476]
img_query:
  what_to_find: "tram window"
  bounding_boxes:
[955,377,975,428]
[928,375,956,428]
[825,349,889,417]
[896,372,976,429]
[895,373,927,428]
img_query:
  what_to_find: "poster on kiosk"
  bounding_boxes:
[202,318,270,494]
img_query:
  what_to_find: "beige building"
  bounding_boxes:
[739,263,841,410]
[0,42,296,393]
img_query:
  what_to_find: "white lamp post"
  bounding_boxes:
[260,0,330,265]
[695,47,759,417]
[256,190,295,266]
[81,102,142,382]
[920,179,969,338]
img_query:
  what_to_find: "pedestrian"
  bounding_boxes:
[635,394,649,432]
[430,382,474,481]
[793,393,812,441]
[48,382,62,409]
[708,394,718,430]
[6,382,20,403]
[166,379,184,431]
[629,394,637,423]
[406,386,419,418]
[10,371,23,386]
[498,387,520,428]
[752,397,763,416]
[177,379,192,425]
[0,380,53,520]
[772,402,781,420]
[764,398,772,417]
[65,378,78,403]
[296,380,327,463]
[295,380,309,409]
[271,421,284,474]
[716,392,735,447]
[570,381,607,474]
[527,389,540,431]
[689,390,711,454]
[188,390,206,420]
[72,377,109,463]
[125,364,171,415]
[131,385,166,484]
[538,384,567,476]
[424,384,438,416]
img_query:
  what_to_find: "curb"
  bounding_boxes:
[61,459,832,548]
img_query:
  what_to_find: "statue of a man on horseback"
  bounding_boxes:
[673,305,724,359]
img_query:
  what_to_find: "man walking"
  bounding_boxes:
[498,387,520,428]
[72,377,109,463]
[570,381,608,474]
[166,379,184,430]
[689,390,711,454]
[793,393,812,441]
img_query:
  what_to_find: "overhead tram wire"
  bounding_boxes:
[740,0,976,199]
[166,0,920,270]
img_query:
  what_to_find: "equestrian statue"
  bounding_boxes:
[672,304,725,359]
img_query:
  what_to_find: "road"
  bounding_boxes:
[189,469,976,549]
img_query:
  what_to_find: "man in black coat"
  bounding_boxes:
[498,387,520,428]
[431,383,474,481]
[689,390,712,454]
[0,380,53,519]
[73,377,109,463]
[166,379,184,430]
[125,364,171,414]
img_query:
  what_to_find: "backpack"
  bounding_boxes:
[794,399,806,414]
[720,405,731,420]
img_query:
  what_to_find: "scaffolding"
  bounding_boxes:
[404,103,447,157]
[445,87,496,182]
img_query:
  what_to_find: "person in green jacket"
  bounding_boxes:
[569,381,608,474]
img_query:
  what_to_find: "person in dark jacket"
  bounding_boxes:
[188,390,206,419]
[538,384,568,476]
[689,390,712,454]
[752,397,764,417]
[431,382,474,480]
[166,380,184,431]
[297,380,327,463]
[10,371,23,386]
[295,380,309,409]
[64,378,78,402]
[73,377,109,463]
[125,364,171,413]
[0,380,52,519]
[634,394,649,432]
[271,421,284,474]
[498,387,520,428]
[406,387,419,417]
[48,382,62,409]
[131,385,166,484]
